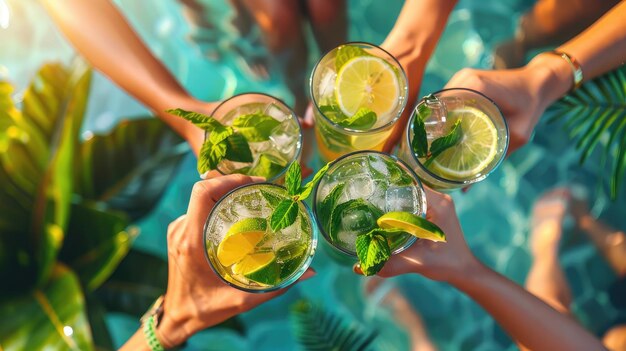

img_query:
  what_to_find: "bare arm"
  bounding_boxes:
[558,0,626,82]
[374,190,606,351]
[382,0,458,151]
[40,0,212,154]
[450,260,606,351]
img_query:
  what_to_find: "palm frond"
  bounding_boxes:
[548,65,626,199]
[290,300,378,351]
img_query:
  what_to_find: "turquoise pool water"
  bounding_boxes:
[2,0,625,350]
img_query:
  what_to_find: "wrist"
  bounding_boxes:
[444,254,486,288]
[526,53,574,104]
[155,302,194,348]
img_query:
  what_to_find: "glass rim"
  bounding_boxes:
[406,87,509,186]
[312,150,426,257]
[208,92,303,182]
[309,41,409,134]
[203,182,318,293]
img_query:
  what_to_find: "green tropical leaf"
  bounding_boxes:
[94,250,167,317]
[85,296,114,351]
[59,203,136,292]
[76,118,187,221]
[549,65,626,199]
[0,264,93,351]
[290,300,377,351]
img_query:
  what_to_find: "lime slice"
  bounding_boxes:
[234,252,280,286]
[377,212,446,242]
[217,218,267,266]
[430,107,499,180]
[335,56,400,119]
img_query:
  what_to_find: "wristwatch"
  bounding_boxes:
[141,295,166,351]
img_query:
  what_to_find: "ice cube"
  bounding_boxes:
[340,206,377,233]
[269,131,297,156]
[367,179,388,210]
[345,175,374,200]
[318,68,336,98]
[336,230,358,252]
[385,186,419,213]
[264,103,288,122]
[368,155,389,177]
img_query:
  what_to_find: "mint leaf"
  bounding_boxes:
[319,104,348,123]
[335,45,368,71]
[249,154,286,179]
[209,126,234,144]
[356,229,391,276]
[338,107,377,130]
[285,162,302,196]
[260,189,282,209]
[424,120,463,168]
[224,132,253,163]
[232,113,281,142]
[384,158,413,186]
[417,102,432,121]
[411,110,428,158]
[167,108,224,131]
[198,139,227,173]
[329,198,383,242]
[297,162,330,201]
[318,183,345,229]
[270,199,299,231]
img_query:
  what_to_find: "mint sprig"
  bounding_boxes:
[338,107,377,130]
[269,162,331,231]
[355,229,393,276]
[232,113,280,142]
[411,110,464,168]
[168,108,284,175]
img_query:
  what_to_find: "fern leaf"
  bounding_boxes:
[291,300,378,351]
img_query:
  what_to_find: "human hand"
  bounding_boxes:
[444,54,572,155]
[156,174,315,347]
[381,36,428,153]
[356,188,477,282]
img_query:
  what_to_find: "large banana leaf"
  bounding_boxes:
[0,264,93,351]
[548,65,626,199]
[59,202,137,292]
[75,118,188,221]
[290,300,378,351]
[0,62,91,293]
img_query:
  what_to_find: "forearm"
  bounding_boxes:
[40,0,200,140]
[449,260,605,351]
[388,0,457,59]
[119,330,151,351]
[558,1,626,81]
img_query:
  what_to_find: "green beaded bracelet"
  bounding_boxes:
[142,314,165,351]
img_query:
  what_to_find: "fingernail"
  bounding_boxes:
[352,263,363,275]
[200,171,209,179]
[250,176,265,182]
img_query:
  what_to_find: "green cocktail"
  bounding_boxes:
[204,183,316,292]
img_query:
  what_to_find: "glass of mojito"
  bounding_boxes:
[398,88,509,191]
[313,151,426,260]
[310,42,408,162]
[204,183,317,292]
[209,93,302,182]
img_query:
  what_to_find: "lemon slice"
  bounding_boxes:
[377,212,446,242]
[335,56,400,120]
[234,252,280,285]
[217,218,267,266]
[431,107,499,180]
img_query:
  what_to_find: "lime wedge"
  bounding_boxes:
[217,218,267,266]
[335,56,400,120]
[377,212,446,242]
[234,252,280,286]
[430,107,499,180]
